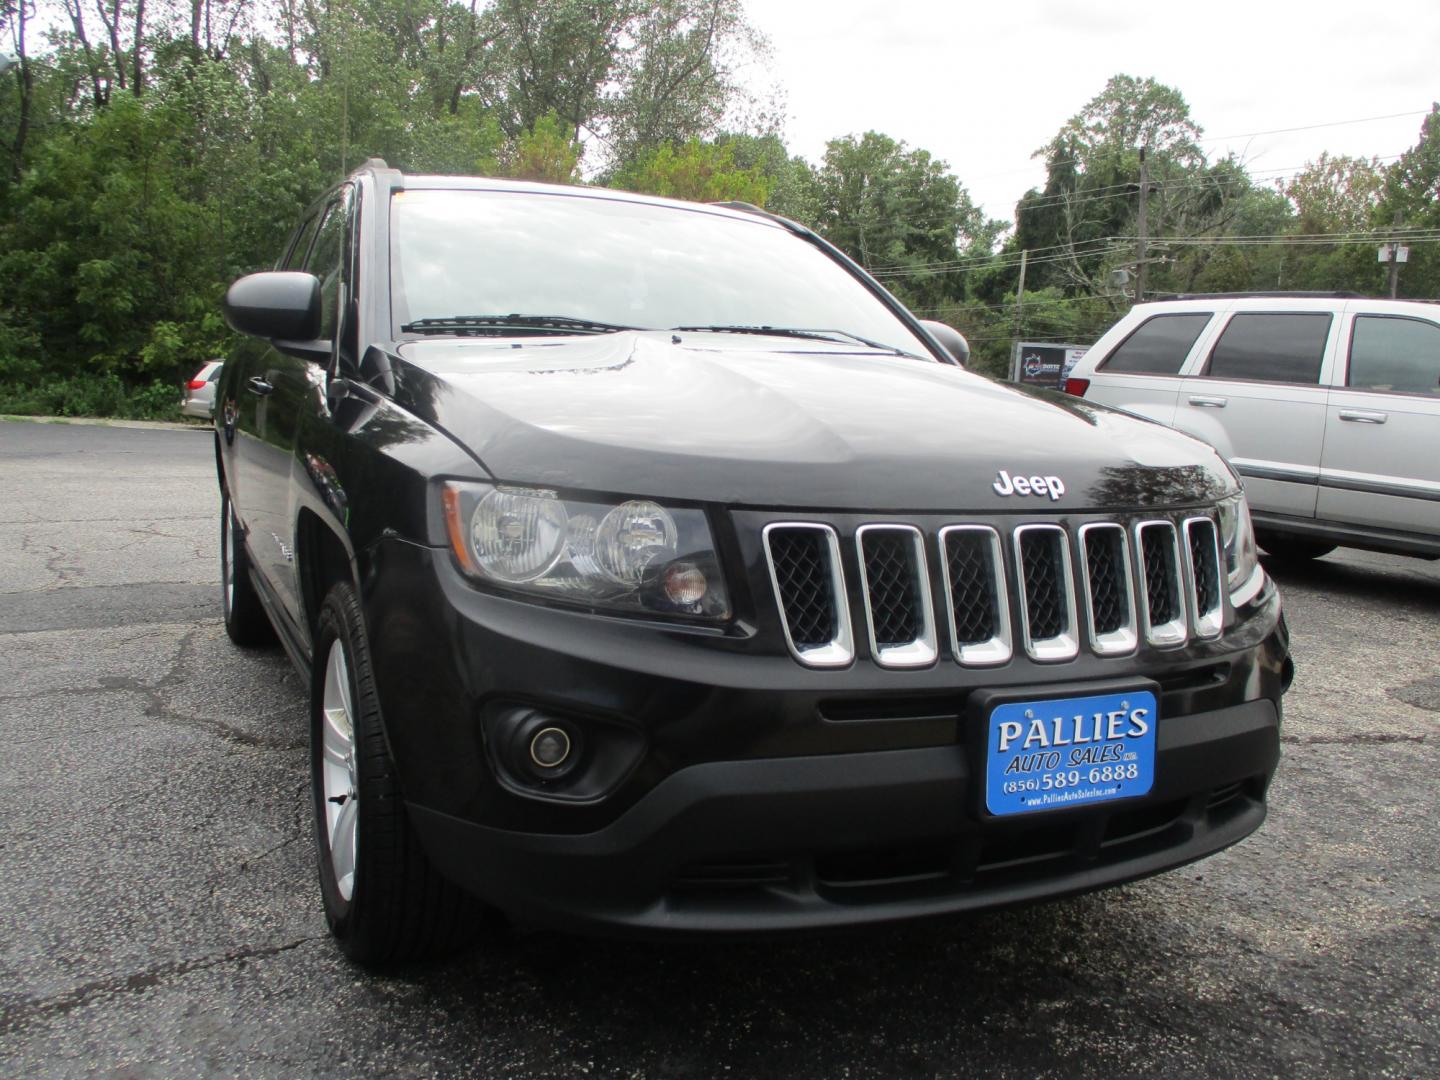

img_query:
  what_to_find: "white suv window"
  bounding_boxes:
[1348,315,1440,395]
[1204,313,1331,385]
[1100,313,1212,374]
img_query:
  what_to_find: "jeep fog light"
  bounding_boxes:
[529,727,573,769]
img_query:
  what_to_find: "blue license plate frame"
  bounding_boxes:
[985,689,1157,817]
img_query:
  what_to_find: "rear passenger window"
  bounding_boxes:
[1348,316,1440,395]
[1204,313,1331,384]
[1100,313,1212,374]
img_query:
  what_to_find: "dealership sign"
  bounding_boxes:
[1011,343,1089,391]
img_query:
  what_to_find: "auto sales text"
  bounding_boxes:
[996,706,1150,757]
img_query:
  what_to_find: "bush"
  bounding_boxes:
[0,375,183,420]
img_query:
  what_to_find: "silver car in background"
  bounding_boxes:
[180,360,224,419]
[1063,293,1440,563]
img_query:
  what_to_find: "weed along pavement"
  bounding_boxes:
[0,417,1436,1077]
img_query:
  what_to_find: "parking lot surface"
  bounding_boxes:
[1,418,1436,1078]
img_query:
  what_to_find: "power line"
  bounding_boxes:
[1114,229,1440,247]
[967,109,1429,181]
[1201,110,1429,144]
[870,240,1122,278]
[1012,154,1405,215]
[911,292,1121,317]
[868,225,1440,280]
[871,244,1127,280]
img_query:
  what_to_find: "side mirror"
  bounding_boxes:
[223,271,323,343]
[920,320,970,366]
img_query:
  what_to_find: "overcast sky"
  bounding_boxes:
[741,0,1439,224]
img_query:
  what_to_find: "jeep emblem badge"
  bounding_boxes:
[993,469,1065,500]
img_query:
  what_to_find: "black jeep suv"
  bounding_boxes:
[216,160,1291,965]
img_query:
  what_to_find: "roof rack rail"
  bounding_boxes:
[1145,290,1369,301]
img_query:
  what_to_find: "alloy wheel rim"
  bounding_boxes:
[321,640,359,901]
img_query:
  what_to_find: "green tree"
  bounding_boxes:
[1009,75,1208,300]
[713,131,820,223]
[0,93,228,378]
[1378,104,1440,298]
[1258,152,1387,294]
[498,109,581,183]
[813,131,995,311]
[1285,153,1384,234]
[478,0,766,166]
[610,136,769,204]
[1052,73,1203,167]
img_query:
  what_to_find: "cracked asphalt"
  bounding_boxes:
[1,418,1436,1078]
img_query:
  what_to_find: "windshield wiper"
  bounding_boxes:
[671,324,923,359]
[400,314,645,336]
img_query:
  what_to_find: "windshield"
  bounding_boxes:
[389,188,934,358]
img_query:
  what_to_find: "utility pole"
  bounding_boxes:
[1387,209,1404,299]
[1134,146,1149,303]
[1014,248,1029,342]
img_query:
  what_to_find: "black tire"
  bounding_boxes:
[310,582,481,966]
[1256,532,1336,563]
[221,491,276,647]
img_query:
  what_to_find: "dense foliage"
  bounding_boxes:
[0,3,1435,411]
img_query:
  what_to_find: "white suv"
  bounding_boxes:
[1064,294,1440,563]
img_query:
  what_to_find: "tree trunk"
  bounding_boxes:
[65,0,109,107]
[132,0,147,96]
[9,4,33,182]
[96,0,128,92]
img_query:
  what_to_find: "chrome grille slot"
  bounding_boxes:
[1136,521,1188,647]
[856,525,937,668]
[1079,523,1137,656]
[1013,525,1078,662]
[1184,516,1223,639]
[763,524,853,667]
[939,526,1011,665]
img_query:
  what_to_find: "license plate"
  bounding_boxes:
[985,690,1157,816]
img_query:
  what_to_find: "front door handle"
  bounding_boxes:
[247,376,275,397]
[1187,395,1228,408]
[1338,409,1388,424]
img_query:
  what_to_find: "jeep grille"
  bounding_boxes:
[940,526,1011,665]
[1079,523,1138,656]
[763,511,1227,668]
[762,524,853,667]
[856,525,937,667]
[1137,521,1188,647]
[1184,517,1223,639]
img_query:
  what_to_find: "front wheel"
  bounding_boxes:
[310,582,482,966]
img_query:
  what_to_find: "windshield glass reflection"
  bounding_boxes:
[390,189,933,359]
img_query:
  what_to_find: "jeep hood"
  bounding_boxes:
[384,332,1234,511]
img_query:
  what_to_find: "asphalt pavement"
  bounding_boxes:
[0,417,1435,1078]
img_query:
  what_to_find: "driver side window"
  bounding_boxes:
[281,215,319,272]
[305,189,351,342]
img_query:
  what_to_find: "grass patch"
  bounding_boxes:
[0,375,182,421]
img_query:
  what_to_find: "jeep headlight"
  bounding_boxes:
[1217,492,1263,604]
[442,483,730,621]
